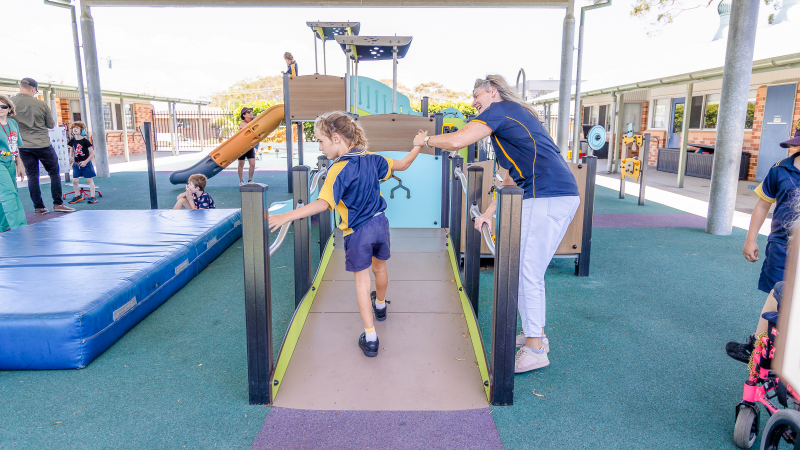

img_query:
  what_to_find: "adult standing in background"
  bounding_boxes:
[0,95,28,231]
[11,78,74,215]
[282,52,298,77]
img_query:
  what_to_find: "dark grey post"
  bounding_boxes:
[297,122,304,166]
[317,156,332,255]
[449,155,464,263]
[638,134,650,206]
[490,184,523,406]
[283,73,293,193]
[440,151,450,229]
[421,96,429,117]
[464,165,484,316]
[292,166,311,308]
[576,156,596,277]
[467,115,476,163]
[240,183,273,405]
[434,113,444,156]
[140,122,158,209]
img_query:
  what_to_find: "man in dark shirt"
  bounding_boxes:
[11,78,74,214]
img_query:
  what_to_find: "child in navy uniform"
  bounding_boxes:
[268,111,424,357]
[173,173,215,210]
[67,122,98,204]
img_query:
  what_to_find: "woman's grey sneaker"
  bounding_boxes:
[53,204,75,213]
[358,332,379,357]
[515,332,549,353]
[514,346,550,373]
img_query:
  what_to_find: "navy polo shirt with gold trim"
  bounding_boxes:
[755,152,800,245]
[287,63,298,77]
[473,101,578,199]
[318,149,394,236]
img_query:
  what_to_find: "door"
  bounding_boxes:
[756,84,798,182]
[668,97,685,148]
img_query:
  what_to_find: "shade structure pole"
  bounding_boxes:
[556,0,576,157]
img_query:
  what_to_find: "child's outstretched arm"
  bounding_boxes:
[268,199,329,232]
[392,130,426,172]
[744,198,772,262]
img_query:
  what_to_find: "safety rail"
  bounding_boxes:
[239,157,333,406]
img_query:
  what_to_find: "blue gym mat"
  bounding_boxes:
[0,209,242,370]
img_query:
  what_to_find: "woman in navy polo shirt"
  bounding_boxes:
[413,75,580,374]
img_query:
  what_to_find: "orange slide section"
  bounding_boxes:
[169,103,285,184]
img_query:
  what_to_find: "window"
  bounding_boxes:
[69,100,82,123]
[598,105,607,129]
[103,103,113,130]
[590,106,599,125]
[746,89,757,130]
[583,106,591,125]
[125,104,135,129]
[606,105,612,131]
[652,99,668,128]
[704,94,720,129]
[689,96,703,129]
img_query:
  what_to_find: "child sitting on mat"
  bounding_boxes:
[67,122,98,204]
[268,111,425,357]
[173,173,215,210]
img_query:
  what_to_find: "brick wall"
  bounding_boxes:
[105,103,153,157]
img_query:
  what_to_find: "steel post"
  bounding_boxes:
[450,155,464,266]
[354,61,359,114]
[79,3,109,177]
[120,97,130,162]
[292,166,312,308]
[464,165,484,317]
[313,30,319,74]
[571,23,585,164]
[421,96,429,117]
[140,122,158,209]
[677,83,694,188]
[490,184,523,406]
[283,73,293,192]
[317,156,332,256]
[576,156,596,276]
[345,51,351,112]
[639,134,650,206]
[240,182,274,405]
[434,113,444,156]
[613,92,625,173]
[323,39,327,75]
[441,151,451,229]
[197,104,205,152]
[556,0,576,157]
[392,47,398,114]
[69,4,88,125]
[608,93,617,173]
[297,122,304,166]
[707,0,760,235]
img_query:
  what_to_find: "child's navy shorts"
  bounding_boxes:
[758,241,787,293]
[344,213,390,272]
[72,161,96,179]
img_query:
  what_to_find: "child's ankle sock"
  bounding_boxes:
[375,298,387,310]
[365,327,377,342]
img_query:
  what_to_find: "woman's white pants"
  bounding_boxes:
[517,195,581,338]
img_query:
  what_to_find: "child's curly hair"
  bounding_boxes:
[70,121,87,134]
[314,111,368,151]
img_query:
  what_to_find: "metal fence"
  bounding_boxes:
[152,111,241,152]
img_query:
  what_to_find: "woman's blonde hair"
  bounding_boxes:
[284,52,295,64]
[0,95,16,117]
[314,111,368,151]
[474,75,540,121]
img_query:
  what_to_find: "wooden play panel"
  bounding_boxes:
[273,228,488,411]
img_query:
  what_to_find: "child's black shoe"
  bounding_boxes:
[358,332,379,357]
[725,334,756,364]
[370,290,389,322]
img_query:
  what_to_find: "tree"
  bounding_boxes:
[379,80,471,103]
[210,76,283,108]
[631,0,781,32]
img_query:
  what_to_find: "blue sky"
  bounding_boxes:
[2,0,777,102]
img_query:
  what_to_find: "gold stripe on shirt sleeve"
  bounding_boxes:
[755,183,776,204]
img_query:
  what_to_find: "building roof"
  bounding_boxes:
[533,20,800,104]
[0,77,209,105]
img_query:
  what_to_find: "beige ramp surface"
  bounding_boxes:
[273,228,488,411]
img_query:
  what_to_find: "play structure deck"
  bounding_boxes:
[0,210,242,370]
[273,228,489,410]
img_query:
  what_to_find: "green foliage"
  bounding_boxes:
[704,103,718,129]
[673,104,684,130]
[746,102,755,129]
[211,76,283,107]
[410,100,479,118]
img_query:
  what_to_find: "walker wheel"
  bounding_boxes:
[761,409,800,450]
[734,405,759,449]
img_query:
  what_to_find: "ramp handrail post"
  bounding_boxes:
[292,166,312,308]
[639,134,650,206]
[283,73,293,193]
[449,155,464,266]
[490,184,523,406]
[440,151,450,229]
[240,183,274,405]
[140,122,158,209]
[464,165,484,317]
[317,156,332,256]
[577,156,597,277]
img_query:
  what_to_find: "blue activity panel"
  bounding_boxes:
[380,152,441,228]
[0,209,242,370]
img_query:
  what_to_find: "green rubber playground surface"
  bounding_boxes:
[1,171,770,449]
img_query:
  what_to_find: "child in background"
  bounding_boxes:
[67,122,97,204]
[173,174,215,210]
[268,111,424,357]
